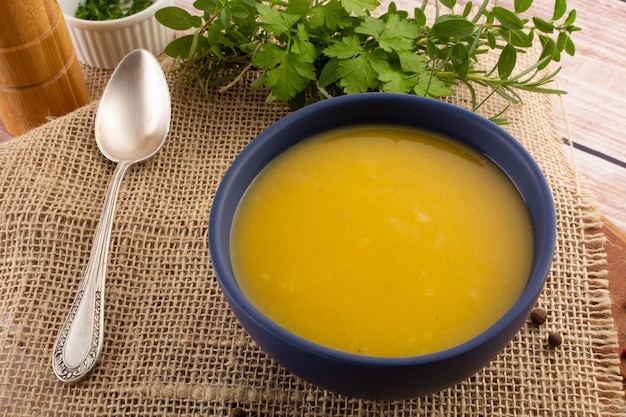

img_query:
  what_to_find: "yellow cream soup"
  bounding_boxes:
[230,126,534,357]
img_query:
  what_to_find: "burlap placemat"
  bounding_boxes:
[1,49,625,415]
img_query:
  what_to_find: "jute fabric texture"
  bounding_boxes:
[1,52,625,416]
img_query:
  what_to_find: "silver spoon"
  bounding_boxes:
[51,49,171,382]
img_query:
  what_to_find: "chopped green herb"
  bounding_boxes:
[76,0,155,21]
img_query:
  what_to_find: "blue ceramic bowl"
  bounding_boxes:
[209,93,556,400]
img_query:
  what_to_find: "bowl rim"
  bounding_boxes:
[60,0,170,28]
[209,92,556,367]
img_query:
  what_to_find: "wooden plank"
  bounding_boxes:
[552,0,626,159]
[562,145,626,230]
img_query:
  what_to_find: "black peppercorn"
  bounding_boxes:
[530,308,548,326]
[229,408,247,417]
[548,332,563,347]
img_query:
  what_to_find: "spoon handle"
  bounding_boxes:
[52,161,132,382]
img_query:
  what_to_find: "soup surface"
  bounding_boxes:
[230,126,534,357]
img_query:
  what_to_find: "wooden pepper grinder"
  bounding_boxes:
[0,0,90,136]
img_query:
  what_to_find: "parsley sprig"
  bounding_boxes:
[156,0,579,123]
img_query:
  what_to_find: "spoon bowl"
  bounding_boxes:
[52,49,170,383]
[96,51,171,162]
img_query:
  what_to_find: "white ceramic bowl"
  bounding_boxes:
[58,0,174,69]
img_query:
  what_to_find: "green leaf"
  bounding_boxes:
[356,14,420,53]
[193,0,216,13]
[220,9,232,27]
[505,29,533,47]
[239,41,259,54]
[413,7,426,26]
[431,15,475,38]
[378,66,415,94]
[563,9,576,26]
[556,31,568,52]
[256,3,300,37]
[497,43,517,79]
[426,39,438,60]
[324,35,364,59]
[210,44,225,59]
[318,58,341,87]
[207,22,222,45]
[155,7,202,30]
[230,3,258,34]
[532,17,554,33]
[163,34,209,58]
[230,5,250,19]
[308,6,325,29]
[564,34,575,56]
[397,51,426,70]
[537,35,556,69]
[451,43,470,79]
[485,10,495,25]
[378,52,428,94]
[253,43,316,102]
[286,0,311,19]
[439,0,456,9]
[336,49,386,93]
[487,31,497,48]
[309,0,352,31]
[355,16,386,39]
[492,7,525,30]
[384,3,409,20]
[514,0,533,14]
[340,0,379,17]
[292,23,317,58]
[414,73,454,97]
[462,2,473,18]
[253,43,286,69]
[337,55,378,93]
[218,35,237,51]
[381,14,421,50]
[552,0,567,20]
